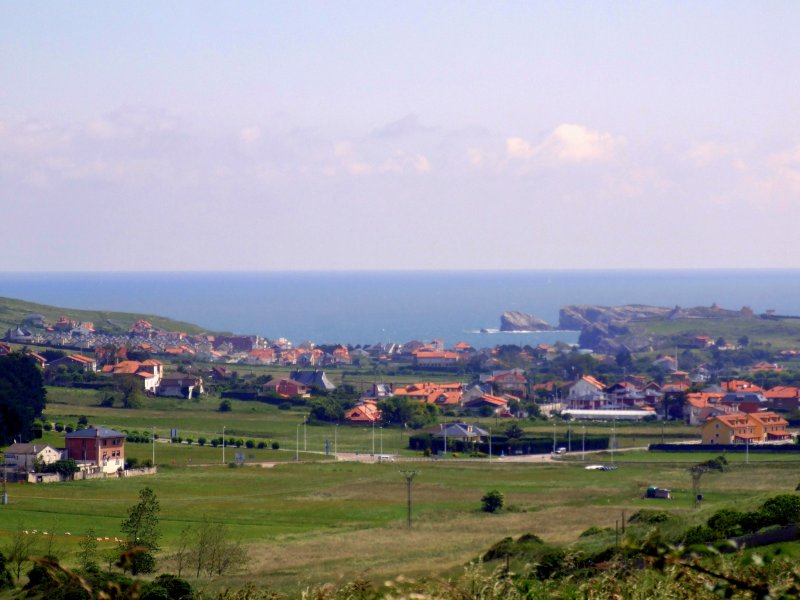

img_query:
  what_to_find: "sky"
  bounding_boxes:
[2,2,800,271]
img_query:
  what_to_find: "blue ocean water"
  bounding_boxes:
[1,270,799,347]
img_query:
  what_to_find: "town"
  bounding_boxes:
[3,304,800,481]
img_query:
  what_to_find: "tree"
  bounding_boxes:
[504,422,525,440]
[190,518,246,577]
[120,487,161,574]
[5,524,37,581]
[0,353,47,445]
[115,375,145,409]
[481,490,505,513]
[78,528,99,573]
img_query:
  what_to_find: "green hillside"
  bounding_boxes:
[0,295,210,335]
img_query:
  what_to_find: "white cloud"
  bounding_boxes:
[506,123,623,164]
[688,141,737,166]
[239,126,262,145]
[505,137,535,159]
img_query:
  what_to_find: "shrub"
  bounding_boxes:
[65,424,75,433]
[150,574,193,600]
[580,526,611,538]
[482,537,514,561]
[257,441,266,449]
[245,439,255,449]
[141,459,153,468]
[126,458,139,470]
[628,510,670,524]
[184,438,192,446]
[481,490,505,513]
[55,422,64,432]
[43,422,53,431]
[707,509,746,538]
[235,439,244,448]
[198,437,207,446]
[683,525,717,545]
[271,441,280,450]
[278,402,292,410]
[759,494,800,526]
[219,400,232,412]
[211,439,219,447]
[78,415,88,426]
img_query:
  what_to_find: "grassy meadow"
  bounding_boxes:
[2,386,799,593]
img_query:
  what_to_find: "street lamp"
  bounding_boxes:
[582,426,586,461]
[222,425,226,465]
[295,424,300,462]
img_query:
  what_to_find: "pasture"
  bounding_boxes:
[1,387,798,593]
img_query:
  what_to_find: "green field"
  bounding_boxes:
[636,316,800,350]
[2,387,799,594]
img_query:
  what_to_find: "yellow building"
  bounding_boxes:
[701,411,790,444]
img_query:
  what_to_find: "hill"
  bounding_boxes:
[0,295,210,336]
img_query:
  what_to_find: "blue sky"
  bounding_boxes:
[2,2,800,270]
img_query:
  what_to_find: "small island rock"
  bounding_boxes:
[499,311,554,332]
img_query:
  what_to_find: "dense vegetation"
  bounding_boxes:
[0,353,47,445]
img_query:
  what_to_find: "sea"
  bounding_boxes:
[1,270,799,348]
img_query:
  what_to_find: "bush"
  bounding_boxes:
[482,537,514,561]
[481,490,505,513]
[141,459,153,468]
[184,438,193,446]
[628,510,670,524]
[43,422,52,431]
[219,400,232,412]
[245,439,255,449]
[211,439,219,447]
[65,424,75,433]
[55,422,64,432]
[257,441,266,449]
[78,415,88,426]
[707,509,746,538]
[271,441,280,450]
[683,525,717,545]
[580,526,611,538]
[198,437,207,446]
[149,574,193,600]
[125,458,139,470]
[278,402,292,410]
[759,494,800,526]
[235,439,244,448]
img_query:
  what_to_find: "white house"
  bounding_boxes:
[3,443,63,472]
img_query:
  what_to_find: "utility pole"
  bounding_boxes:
[400,470,418,529]
[152,427,156,466]
[1,459,7,505]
